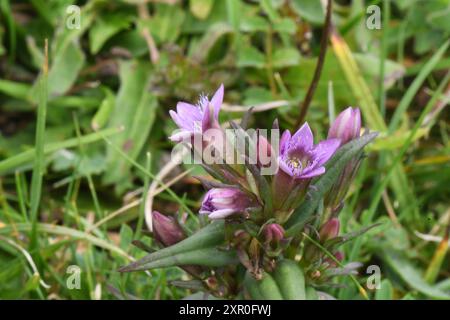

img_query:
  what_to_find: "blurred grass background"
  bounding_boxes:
[0,0,449,299]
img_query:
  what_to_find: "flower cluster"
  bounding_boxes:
[121,85,376,300]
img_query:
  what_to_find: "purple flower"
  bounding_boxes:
[328,107,361,146]
[278,123,340,179]
[169,84,224,142]
[200,188,253,219]
[152,211,185,246]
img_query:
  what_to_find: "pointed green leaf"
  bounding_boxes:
[119,221,225,272]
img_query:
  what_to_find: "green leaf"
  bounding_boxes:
[353,53,405,89]
[103,60,156,186]
[272,48,301,69]
[118,221,225,272]
[286,132,378,236]
[0,79,31,100]
[381,249,450,299]
[189,22,232,63]
[46,41,85,97]
[121,247,237,271]
[91,88,115,131]
[388,40,449,133]
[237,45,266,69]
[190,0,214,20]
[147,4,185,43]
[240,16,269,33]
[89,13,132,54]
[273,18,297,35]
[291,0,325,25]
[0,127,120,176]
[375,279,394,300]
[260,0,280,22]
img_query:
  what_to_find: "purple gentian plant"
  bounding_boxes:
[120,86,377,301]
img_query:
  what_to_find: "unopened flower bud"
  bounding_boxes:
[328,107,361,146]
[263,223,285,245]
[325,251,345,268]
[319,218,340,242]
[200,188,254,219]
[325,107,363,212]
[256,132,273,167]
[152,211,185,246]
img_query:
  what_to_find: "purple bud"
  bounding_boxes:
[200,188,254,219]
[152,211,185,246]
[324,108,362,212]
[324,251,344,268]
[263,223,285,245]
[319,218,340,242]
[328,107,361,146]
[334,251,344,262]
[256,132,274,168]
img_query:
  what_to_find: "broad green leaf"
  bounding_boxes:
[103,60,156,186]
[189,22,232,63]
[375,279,394,300]
[273,18,297,35]
[291,0,325,25]
[89,13,132,54]
[272,48,301,69]
[237,45,266,69]
[189,0,214,20]
[147,4,185,43]
[381,249,450,299]
[240,16,269,33]
[0,80,31,100]
[41,41,85,97]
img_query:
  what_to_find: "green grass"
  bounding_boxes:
[0,0,449,300]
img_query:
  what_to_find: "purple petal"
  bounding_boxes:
[279,130,291,155]
[278,156,295,177]
[177,102,203,123]
[300,166,325,179]
[169,130,193,142]
[169,110,189,130]
[312,138,340,166]
[202,101,214,132]
[210,84,224,119]
[328,107,361,144]
[208,208,235,219]
[292,122,313,150]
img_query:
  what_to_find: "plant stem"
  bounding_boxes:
[295,0,332,128]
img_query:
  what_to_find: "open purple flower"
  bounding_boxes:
[200,188,253,219]
[278,123,340,179]
[169,84,224,142]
